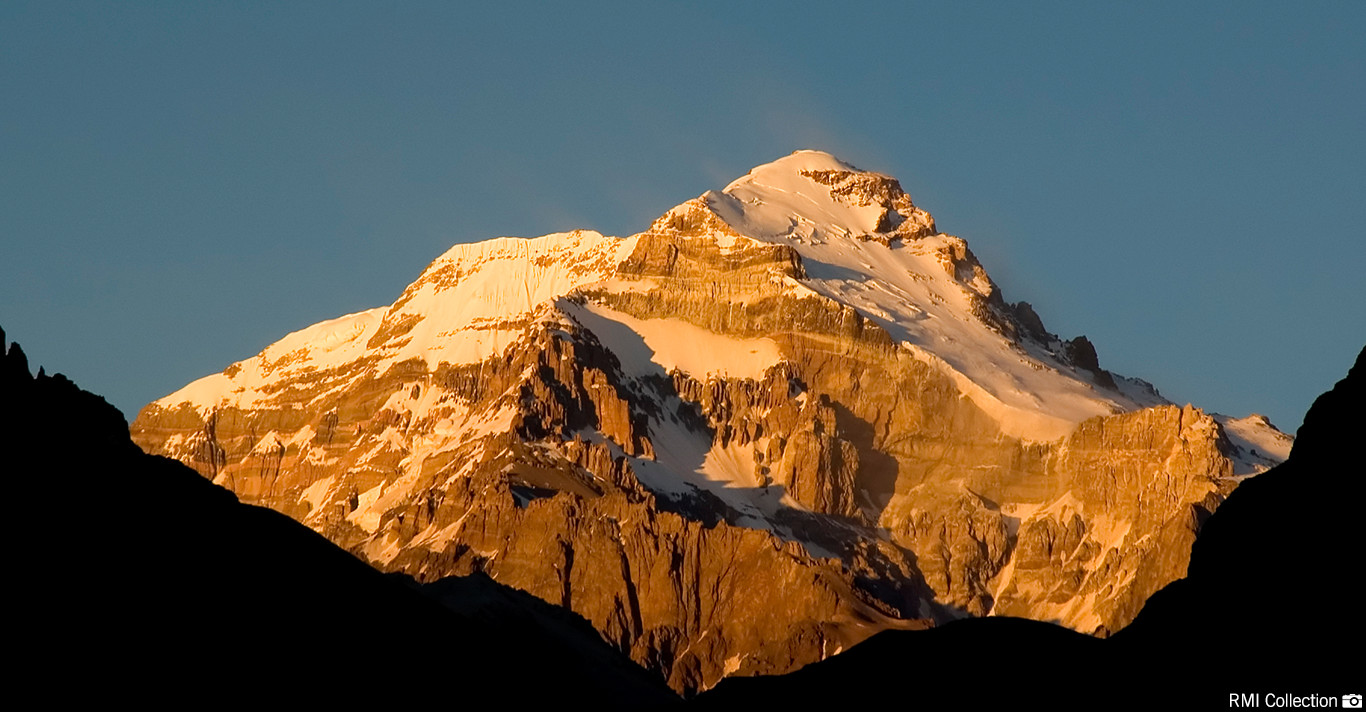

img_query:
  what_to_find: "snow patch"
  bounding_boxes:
[1216,413,1293,476]
[567,301,783,381]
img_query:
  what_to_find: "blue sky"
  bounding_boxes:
[3,2,1362,433]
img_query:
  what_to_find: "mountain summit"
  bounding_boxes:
[133,151,1289,693]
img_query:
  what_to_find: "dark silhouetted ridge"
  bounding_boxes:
[1,326,679,707]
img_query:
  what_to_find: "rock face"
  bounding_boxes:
[1,327,681,709]
[700,347,1364,708]
[130,150,1289,693]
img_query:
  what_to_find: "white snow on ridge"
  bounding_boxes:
[154,231,640,412]
[156,307,386,412]
[1216,413,1294,475]
[797,233,1128,441]
[371,230,640,368]
[703,150,1134,441]
[900,343,1087,442]
[565,301,783,381]
[713,150,887,242]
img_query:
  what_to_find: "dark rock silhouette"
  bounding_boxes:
[6,317,1357,708]
[1,326,679,707]
[700,346,1364,708]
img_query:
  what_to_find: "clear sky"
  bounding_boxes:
[3,2,1362,433]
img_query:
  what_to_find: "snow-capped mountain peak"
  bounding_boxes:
[653,151,1133,440]
[707,149,936,245]
[134,149,1293,692]
[152,151,1270,445]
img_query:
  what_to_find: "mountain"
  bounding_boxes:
[700,346,1364,708]
[1,327,679,707]
[131,150,1291,692]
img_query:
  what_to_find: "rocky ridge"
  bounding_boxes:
[131,150,1290,692]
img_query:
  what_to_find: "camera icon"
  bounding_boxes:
[1344,694,1363,708]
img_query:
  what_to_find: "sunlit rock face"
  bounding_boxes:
[132,150,1289,693]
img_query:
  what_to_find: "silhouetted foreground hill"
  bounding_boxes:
[701,347,1364,709]
[5,322,1358,708]
[1,327,678,707]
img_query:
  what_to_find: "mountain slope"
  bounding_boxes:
[2,327,679,707]
[700,346,1363,708]
[132,150,1289,692]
